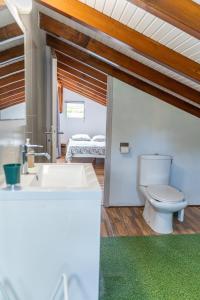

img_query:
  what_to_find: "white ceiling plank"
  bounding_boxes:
[143,18,164,37]
[159,28,182,45]
[151,23,174,40]
[75,0,200,90]
[103,0,117,16]
[188,48,200,60]
[86,0,95,7]
[180,41,200,56]
[111,0,127,20]
[94,0,106,12]
[119,3,137,25]
[128,7,146,29]
[136,13,155,33]
[166,32,191,49]
[174,38,200,56]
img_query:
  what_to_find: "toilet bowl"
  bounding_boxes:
[139,185,187,234]
[138,155,187,234]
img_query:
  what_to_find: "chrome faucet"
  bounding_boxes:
[21,143,51,174]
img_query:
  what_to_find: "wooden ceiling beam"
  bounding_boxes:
[58,62,107,94]
[57,61,107,90]
[61,81,106,105]
[0,98,25,110]
[0,22,23,42]
[57,82,63,113]
[0,71,24,87]
[48,36,200,118]
[58,75,107,99]
[57,68,107,97]
[56,51,107,83]
[0,80,25,95]
[129,0,200,40]
[0,60,24,77]
[0,87,24,100]
[0,0,5,10]
[0,91,25,102]
[61,81,106,106]
[41,15,200,105]
[0,44,24,63]
[38,4,200,82]
[57,61,107,92]
[58,76,106,103]
[0,94,24,104]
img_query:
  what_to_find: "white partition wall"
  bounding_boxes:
[107,78,200,206]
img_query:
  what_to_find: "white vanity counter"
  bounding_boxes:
[0,163,102,300]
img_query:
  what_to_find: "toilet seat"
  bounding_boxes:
[147,185,184,203]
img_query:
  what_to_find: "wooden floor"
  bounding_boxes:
[101,206,200,237]
[57,157,200,237]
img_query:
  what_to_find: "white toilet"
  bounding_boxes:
[138,154,187,234]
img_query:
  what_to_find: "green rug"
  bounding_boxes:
[100,235,200,300]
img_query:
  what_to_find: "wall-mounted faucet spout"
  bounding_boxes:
[21,143,51,174]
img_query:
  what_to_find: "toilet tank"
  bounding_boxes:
[138,155,172,186]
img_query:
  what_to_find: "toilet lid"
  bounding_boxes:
[147,185,184,203]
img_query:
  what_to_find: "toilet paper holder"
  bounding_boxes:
[120,143,130,154]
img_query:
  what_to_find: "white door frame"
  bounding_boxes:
[51,53,58,163]
[103,76,113,207]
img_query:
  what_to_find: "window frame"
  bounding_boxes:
[65,101,85,120]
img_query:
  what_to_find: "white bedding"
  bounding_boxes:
[66,138,106,161]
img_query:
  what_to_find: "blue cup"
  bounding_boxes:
[3,164,21,186]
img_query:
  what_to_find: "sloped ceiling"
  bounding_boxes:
[36,0,200,117]
[0,6,25,110]
[78,0,200,92]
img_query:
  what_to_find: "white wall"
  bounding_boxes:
[108,78,200,206]
[60,89,107,143]
[0,120,25,176]
[0,103,26,120]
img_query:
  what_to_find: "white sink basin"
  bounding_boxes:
[0,163,101,300]
[0,163,101,193]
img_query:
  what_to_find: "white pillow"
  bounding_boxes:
[92,135,105,142]
[71,134,91,141]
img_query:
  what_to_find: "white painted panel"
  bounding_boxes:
[166,32,191,48]
[128,7,146,29]
[119,2,137,24]
[143,18,164,37]
[86,0,95,6]
[136,13,155,33]
[111,0,127,20]
[159,28,183,45]
[182,42,200,56]
[151,23,174,41]
[94,0,106,12]
[174,37,199,53]
[103,0,117,16]
[190,50,200,61]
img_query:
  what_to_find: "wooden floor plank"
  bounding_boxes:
[57,156,200,237]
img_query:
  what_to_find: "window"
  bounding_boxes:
[65,102,85,119]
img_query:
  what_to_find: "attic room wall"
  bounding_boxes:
[60,89,107,144]
[107,78,200,206]
[0,120,25,176]
[0,103,26,120]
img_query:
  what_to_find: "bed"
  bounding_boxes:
[66,138,106,162]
